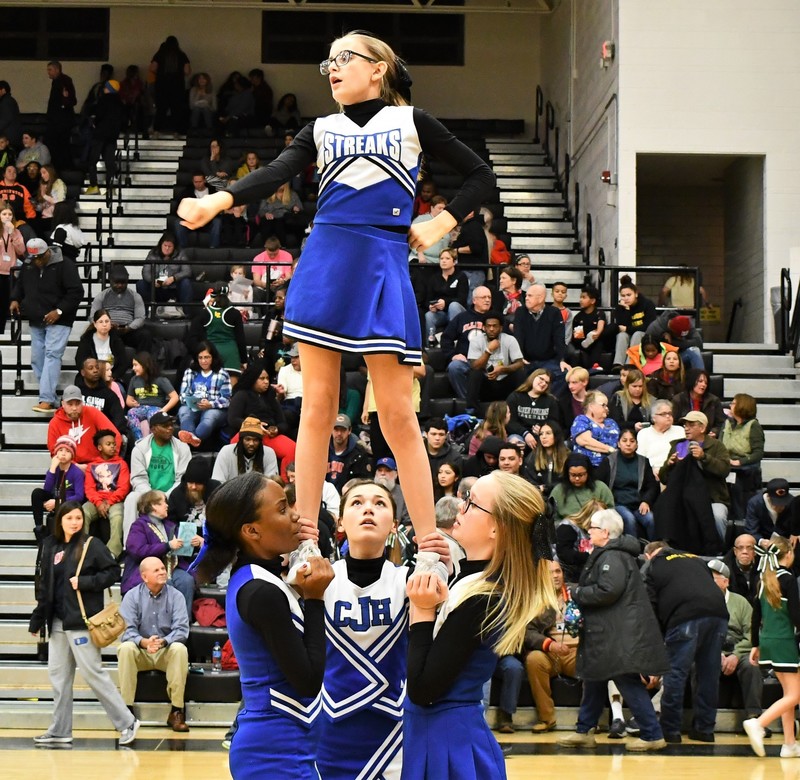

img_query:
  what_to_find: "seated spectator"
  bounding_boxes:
[89,263,153,352]
[82,428,130,558]
[435,495,466,578]
[636,399,684,479]
[441,285,491,400]
[570,391,620,468]
[608,368,653,432]
[122,489,196,619]
[672,368,725,437]
[412,178,436,219]
[0,200,25,334]
[126,351,180,441]
[424,417,464,480]
[136,232,192,315]
[506,369,560,451]
[551,452,613,522]
[74,357,128,439]
[252,235,294,293]
[285,460,340,520]
[276,343,303,420]
[249,68,273,127]
[257,287,286,368]
[603,427,658,539]
[497,443,525,478]
[327,414,373,492]
[122,411,191,542]
[118,557,191,732]
[189,283,247,379]
[216,71,242,121]
[188,72,216,130]
[434,461,461,502]
[212,417,279,482]
[228,264,254,321]
[0,135,15,169]
[514,254,535,291]
[0,163,36,234]
[722,534,759,606]
[218,75,254,136]
[103,359,126,409]
[465,311,525,413]
[199,138,234,187]
[488,219,511,267]
[707,559,765,728]
[497,265,524,324]
[47,384,122,468]
[610,276,657,371]
[523,420,569,498]
[467,400,508,457]
[657,410,731,554]
[410,195,449,265]
[75,308,128,380]
[646,310,705,371]
[167,457,219,548]
[550,282,574,347]
[175,174,221,249]
[625,333,679,377]
[523,560,579,732]
[744,479,795,550]
[424,247,469,338]
[721,393,765,518]
[176,340,232,448]
[555,498,608,582]
[233,150,261,182]
[568,286,605,370]
[16,130,50,169]
[252,182,305,248]
[17,161,41,204]
[646,350,686,401]
[374,456,412,528]
[493,652,525,734]
[461,435,504,479]
[269,92,302,135]
[48,200,88,262]
[31,435,85,540]
[225,361,294,477]
[558,366,589,433]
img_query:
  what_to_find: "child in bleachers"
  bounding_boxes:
[569,286,605,369]
[125,351,180,440]
[31,435,85,540]
[251,235,293,292]
[228,264,254,321]
[550,281,574,345]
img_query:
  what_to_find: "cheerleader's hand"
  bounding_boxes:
[407,571,448,610]
[408,211,457,251]
[297,516,319,543]
[178,191,233,230]
[415,532,452,574]
[295,556,334,600]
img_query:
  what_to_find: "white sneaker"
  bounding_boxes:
[744,718,766,757]
[221,738,231,750]
[285,539,321,585]
[119,719,140,746]
[33,732,72,744]
[781,743,800,758]
[413,550,449,584]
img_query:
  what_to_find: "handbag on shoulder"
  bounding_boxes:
[75,536,126,648]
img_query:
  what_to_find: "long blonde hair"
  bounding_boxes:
[453,472,558,656]
[331,31,410,109]
[762,534,793,610]
[567,498,607,531]
[620,367,652,410]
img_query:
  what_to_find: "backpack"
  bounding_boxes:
[444,414,481,452]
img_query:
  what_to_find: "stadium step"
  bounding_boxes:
[713,353,798,376]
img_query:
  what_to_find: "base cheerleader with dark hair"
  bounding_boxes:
[192,472,334,779]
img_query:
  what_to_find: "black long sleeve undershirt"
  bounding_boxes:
[227,99,495,224]
[406,559,496,705]
[235,556,326,698]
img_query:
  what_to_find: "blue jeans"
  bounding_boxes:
[447,358,470,400]
[169,568,195,622]
[425,302,466,334]
[177,405,227,441]
[660,616,727,735]
[577,675,663,741]
[680,346,704,371]
[136,278,193,306]
[30,323,71,405]
[616,504,656,540]
[177,218,221,249]
[495,655,524,715]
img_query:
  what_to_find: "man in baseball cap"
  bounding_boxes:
[374,456,410,524]
[10,237,82,413]
[328,413,372,491]
[743,477,796,549]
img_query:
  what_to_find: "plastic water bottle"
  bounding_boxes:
[212,641,222,673]
[427,327,437,348]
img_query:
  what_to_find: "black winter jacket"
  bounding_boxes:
[29,535,120,633]
[11,247,83,327]
[573,535,669,680]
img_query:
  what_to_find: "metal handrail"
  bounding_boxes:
[789,272,800,362]
[533,86,543,144]
[543,101,555,166]
[562,155,570,218]
[583,213,592,266]
[726,298,743,343]
[779,267,792,353]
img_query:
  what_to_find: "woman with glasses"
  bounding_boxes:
[506,368,560,451]
[514,254,535,291]
[549,452,614,522]
[178,30,495,587]
[404,471,557,779]
[570,391,620,468]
